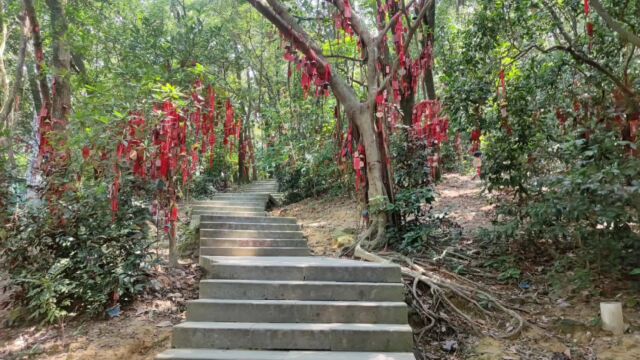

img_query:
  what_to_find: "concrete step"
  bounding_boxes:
[214,193,270,198]
[186,299,408,324]
[198,280,404,301]
[200,238,308,248]
[157,349,416,360]
[192,205,266,212]
[200,256,402,283]
[200,229,304,240]
[171,322,413,351]
[193,211,267,217]
[198,215,297,224]
[200,247,310,256]
[200,222,301,231]
[193,200,268,207]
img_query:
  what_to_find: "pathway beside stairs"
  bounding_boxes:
[157,180,416,360]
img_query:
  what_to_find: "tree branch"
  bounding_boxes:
[328,0,375,47]
[590,0,640,48]
[325,53,365,62]
[541,0,635,98]
[248,0,360,110]
[378,0,433,92]
[375,0,418,44]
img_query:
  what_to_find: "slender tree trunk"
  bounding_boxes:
[25,59,42,200]
[24,0,51,109]
[0,10,28,173]
[423,0,436,100]
[46,0,71,130]
[1,14,28,128]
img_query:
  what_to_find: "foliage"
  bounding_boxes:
[439,0,640,275]
[1,182,153,324]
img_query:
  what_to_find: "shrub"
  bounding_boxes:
[1,182,153,324]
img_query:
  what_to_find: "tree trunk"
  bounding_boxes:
[352,104,389,249]
[423,0,436,100]
[24,0,51,109]
[46,0,71,130]
[1,15,28,128]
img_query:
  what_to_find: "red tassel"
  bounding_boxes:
[584,0,590,16]
[499,69,507,98]
[82,146,90,160]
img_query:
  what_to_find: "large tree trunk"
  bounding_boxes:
[353,105,389,248]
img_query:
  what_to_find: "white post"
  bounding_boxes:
[600,302,625,335]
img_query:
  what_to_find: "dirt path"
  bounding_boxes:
[432,173,494,236]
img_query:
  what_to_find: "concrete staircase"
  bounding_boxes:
[157,180,415,360]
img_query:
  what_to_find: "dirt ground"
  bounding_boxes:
[2,174,638,359]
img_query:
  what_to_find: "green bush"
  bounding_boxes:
[1,182,153,324]
[483,125,640,275]
[275,142,348,202]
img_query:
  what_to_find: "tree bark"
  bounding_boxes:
[46,0,71,129]
[423,0,436,100]
[590,0,640,48]
[24,0,51,109]
[0,15,28,128]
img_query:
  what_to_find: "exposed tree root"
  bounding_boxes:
[354,245,524,340]
[356,216,387,250]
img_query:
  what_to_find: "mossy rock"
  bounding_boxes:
[332,228,357,248]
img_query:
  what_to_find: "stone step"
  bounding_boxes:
[198,280,404,301]
[214,193,270,198]
[171,322,413,351]
[193,211,267,217]
[186,299,408,324]
[200,247,310,257]
[198,215,297,224]
[200,238,308,248]
[157,349,416,360]
[200,229,304,240]
[200,256,402,283]
[193,200,268,207]
[192,205,266,212]
[200,222,301,231]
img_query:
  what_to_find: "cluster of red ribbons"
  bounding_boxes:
[498,69,512,135]
[555,108,568,126]
[109,81,236,230]
[412,100,449,179]
[333,0,354,39]
[353,143,366,191]
[283,45,332,98]
[223,99,235,149]
[412,100,449,145]
[470,129,481,153]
